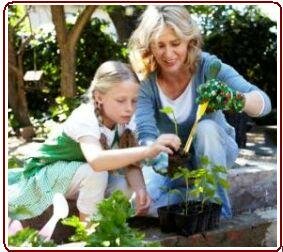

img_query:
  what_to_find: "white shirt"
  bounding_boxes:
[64,103,116,147]
[157,80,194,124]
[63,102,137,148]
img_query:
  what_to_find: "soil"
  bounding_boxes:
[168,149,190,177]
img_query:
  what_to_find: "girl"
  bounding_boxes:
[8,61,181,222]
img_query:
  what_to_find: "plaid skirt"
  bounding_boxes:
[8,160,83,220]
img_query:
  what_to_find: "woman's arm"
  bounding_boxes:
[243,90,267,117]
[218,63,271,117]
[204,53,272,117]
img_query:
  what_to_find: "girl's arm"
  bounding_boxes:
[79,134,180,172]
[125,167,151,215]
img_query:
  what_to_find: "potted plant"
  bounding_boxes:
[188,156,229,232]
[169,167,200,236]
[156,60,237,236]
[156,156,229,236]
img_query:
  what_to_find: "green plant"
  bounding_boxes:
[62,190,160,247]
[49,96,81,122]
[172,167,196,215]
[160,106,179,136]
[8,109,20,136]
[8,155,24,169]
[159,186,182,210]
[189,156,229,207]
[172,156,229,215]
[8,228,56,247]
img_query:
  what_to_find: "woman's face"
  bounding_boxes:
[150,26,188,74]
[95,81,139,129]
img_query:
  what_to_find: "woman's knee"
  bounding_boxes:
[195,119,226,145]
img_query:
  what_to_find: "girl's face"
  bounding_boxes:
[96,81,139,129]
[150,26,188,75]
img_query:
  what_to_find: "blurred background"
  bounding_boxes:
[7,4,278,146]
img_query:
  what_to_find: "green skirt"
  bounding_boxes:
[8,160,84,220]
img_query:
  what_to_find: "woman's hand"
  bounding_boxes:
[146,134,181,159]
[135,188,151,215]
[196,79,245,113]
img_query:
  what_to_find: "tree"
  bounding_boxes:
[104,6,145,43]
[50,6,97,97]
[8,6,35,139]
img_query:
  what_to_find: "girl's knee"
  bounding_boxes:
[75,165,109,217]
[75,163,109,190]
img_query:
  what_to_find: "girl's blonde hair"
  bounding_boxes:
[128,5,202,79]
[89,61,139,98]
[87,61,139,130]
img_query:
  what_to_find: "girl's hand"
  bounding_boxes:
[135,188,151,215]
[146,134,181,159]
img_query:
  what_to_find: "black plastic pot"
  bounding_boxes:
[158,201,222,236]
[195,202,211,233]
[174,202,200,236]
[207,203,222,230]
[157,205,179,233]
[175,210,198,236]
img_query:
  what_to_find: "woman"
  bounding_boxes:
[128,5,271,218]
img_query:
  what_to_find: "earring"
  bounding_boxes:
[96,101,102,110]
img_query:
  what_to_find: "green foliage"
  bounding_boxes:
[103,6,146,42]
[189,157,229,206]
[49,96,81,122]
[63,190,160,247]
[172,156,229,214]
[159,186,182,209]
[9,14,127,121]
[76,18,127,91]
[29,117,55,139]
[22,30,60,117]
[172,166,197,215]
[8,228,56,247]
[8,109,20,136]
[160,106,179,136]
[9,5,276,125]
[8,155,24,169]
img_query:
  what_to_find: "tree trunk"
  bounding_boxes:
[59,45,76,97]
[51,6,96,98]
[108,9,130,43]
[8,31,33,128]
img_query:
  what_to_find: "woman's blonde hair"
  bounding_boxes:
[128,5,202,79]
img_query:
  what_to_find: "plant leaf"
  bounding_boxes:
[160,106,174,115]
